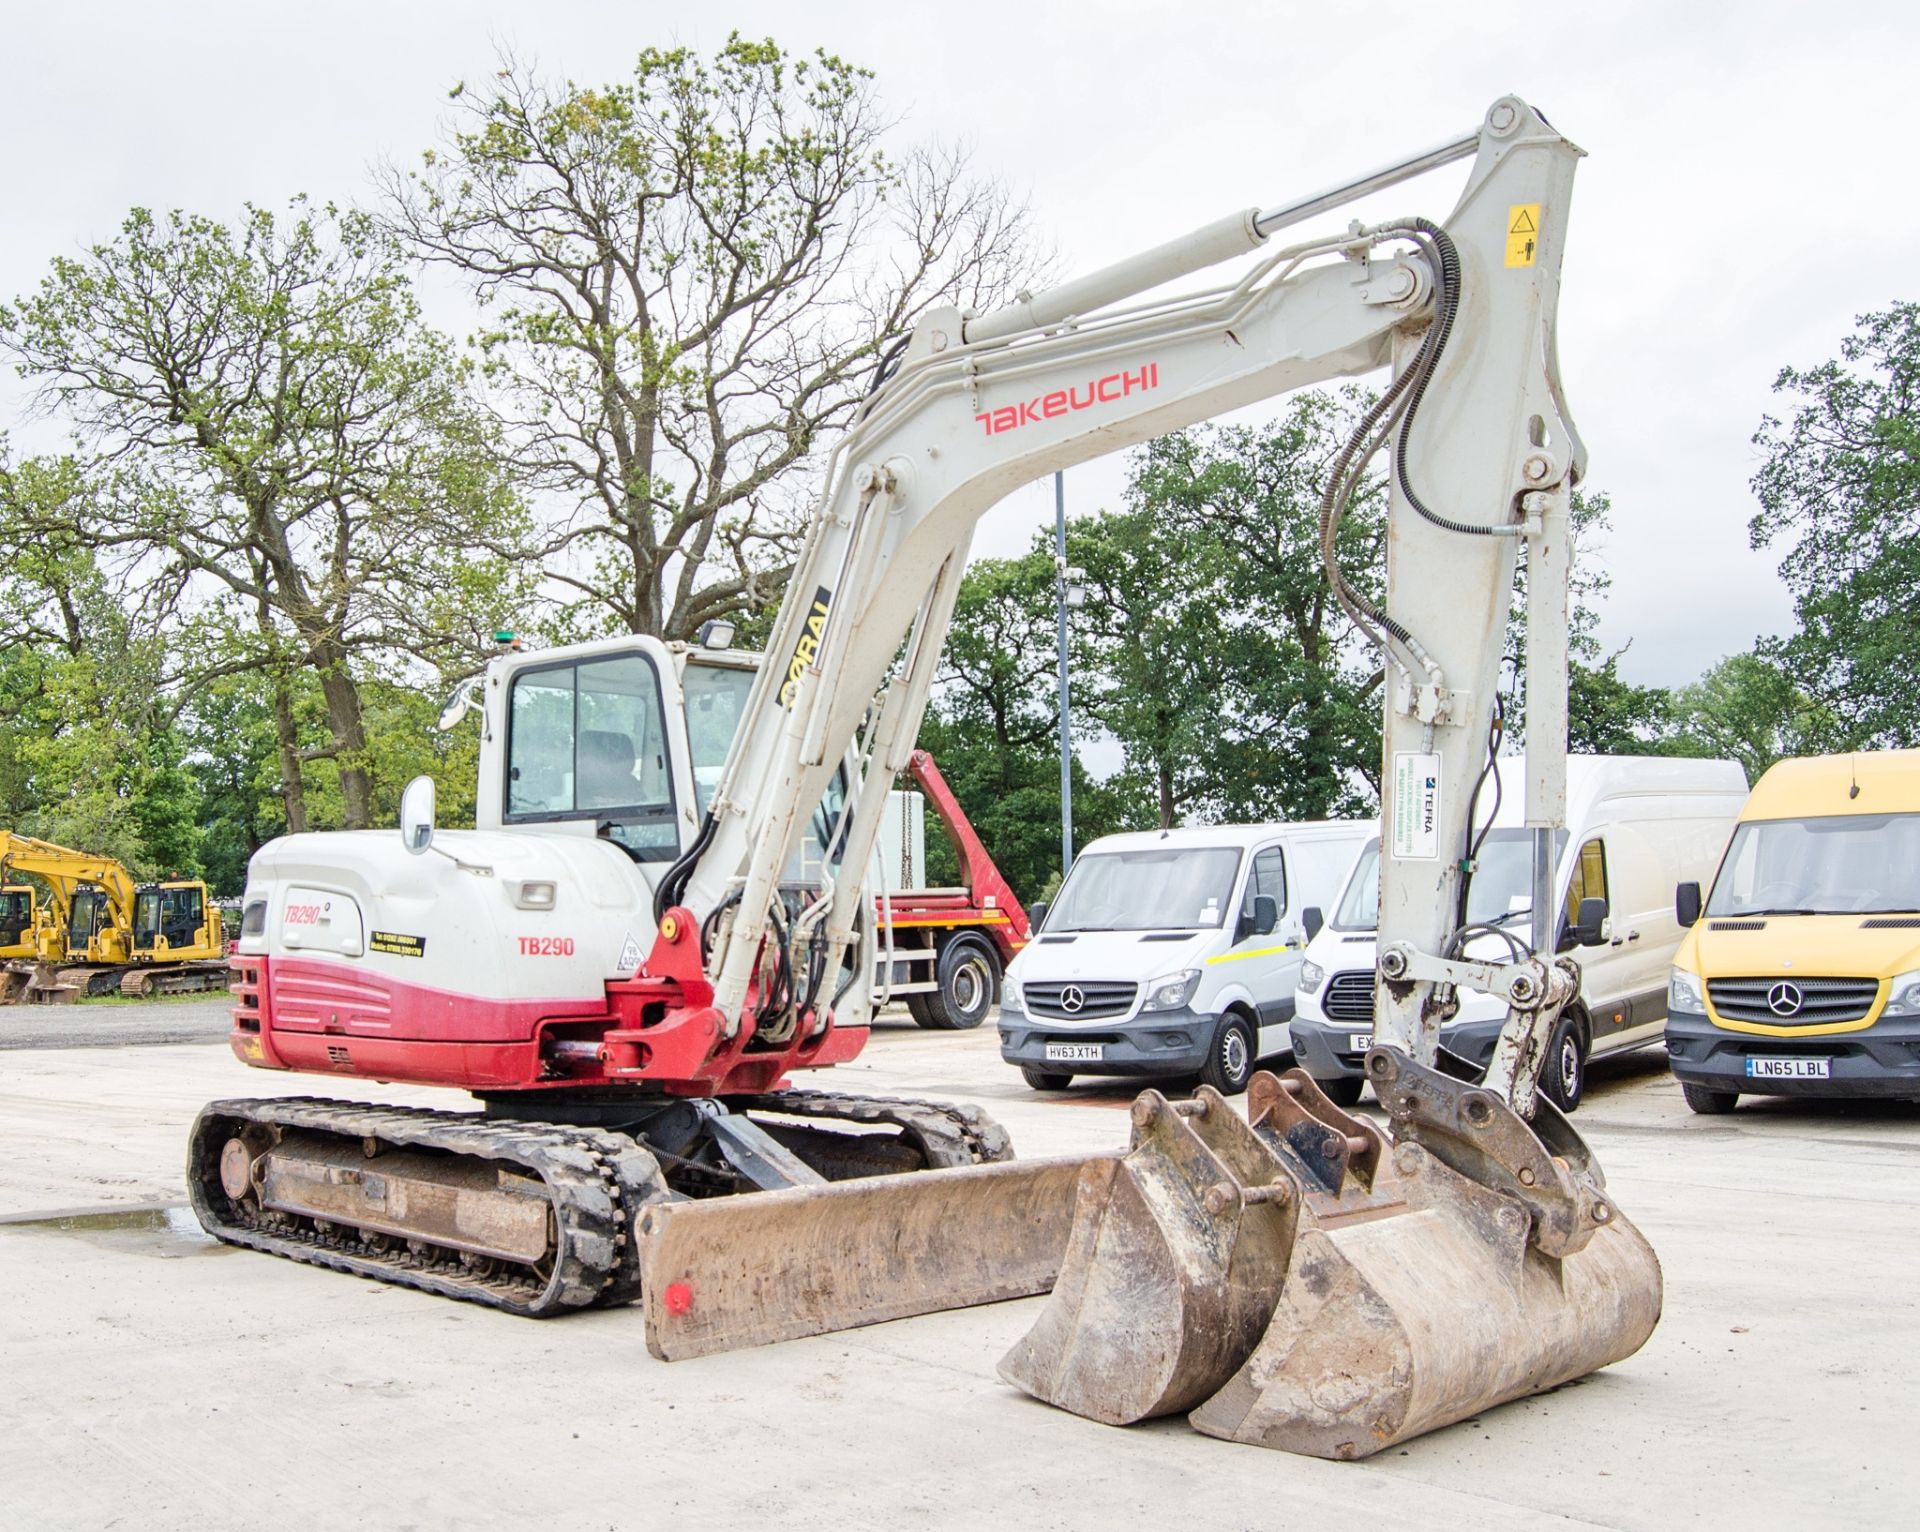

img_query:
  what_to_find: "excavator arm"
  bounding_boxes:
[664,97,1583,1076]
[642,97,1661,1458]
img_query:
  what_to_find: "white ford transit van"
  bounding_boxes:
[1291,754,1747,1111]
[997,822,1369,1094]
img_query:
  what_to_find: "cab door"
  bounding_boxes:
[1562,834,1632,1044]
[1228,844,1297,1058]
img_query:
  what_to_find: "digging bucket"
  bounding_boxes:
[995,1086,1306,1423]
[1001,1065,1662,1456]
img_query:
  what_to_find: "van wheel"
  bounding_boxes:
[1317,1076,1365,1108]
[1682,1082,1739,1115]
[1200,1016,1255,1096]
[1021,1066,1072,1092]
[1541,1013,1586,1113]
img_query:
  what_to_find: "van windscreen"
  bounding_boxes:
[1333,829,1564,931]
[1707,813,1920,917]
[1049,847,1242,931]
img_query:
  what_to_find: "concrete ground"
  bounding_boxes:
[1,1003,1914,1530]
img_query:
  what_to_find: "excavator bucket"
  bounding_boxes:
[1001,1063,1662,1460]
[638,1152,1116,1361]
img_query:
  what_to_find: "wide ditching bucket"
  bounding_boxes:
[1000,1061,1662,1460]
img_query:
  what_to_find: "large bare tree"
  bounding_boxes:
[381,35,1039,639]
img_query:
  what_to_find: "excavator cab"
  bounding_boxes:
[0,886,35,957]
[67,886,114,961]
[132,881,218,961]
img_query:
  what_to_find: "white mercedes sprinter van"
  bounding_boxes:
[997,821,1369,1094]
[1291,754,1747,1111]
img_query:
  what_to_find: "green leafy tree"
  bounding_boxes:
[1667,651,1833,784]
[1750,302,1920,746]
[1104,395,1387,822]
[916,549,1133,900]
[0,200,530,829]
[0,451,199,876]
[382,37,1036,640]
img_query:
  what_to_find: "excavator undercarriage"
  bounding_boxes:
[189,1090,1094,1337]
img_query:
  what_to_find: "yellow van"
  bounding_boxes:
[1666,750,1920,1112]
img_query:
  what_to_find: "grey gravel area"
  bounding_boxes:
[0,997,232,1050]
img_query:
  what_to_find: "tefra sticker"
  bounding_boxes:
[1390,753,1441,861]
[369,930,427,958]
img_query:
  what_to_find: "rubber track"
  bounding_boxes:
[727,1089,1016,1169]
[188,1097,670,1318]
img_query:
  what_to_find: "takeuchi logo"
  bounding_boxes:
[975,364,1161,436]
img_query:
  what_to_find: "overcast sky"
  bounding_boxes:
[4,0,1911,688]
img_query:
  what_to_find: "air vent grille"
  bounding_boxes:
[1861,917,1920,929]
[1024,980,1137,1021]
[1709,920,1767,931]
[1323,970,1375,1023]
[1707,976,1878,1027]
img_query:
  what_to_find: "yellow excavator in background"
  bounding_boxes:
[0,833,229,1001]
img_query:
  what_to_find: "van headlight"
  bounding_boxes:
[1297,959,1325,995]
[1001,975,1023,1012]
[1142,968,1201,1012]
[1879,970,1920,1016]
[1668,966,1705,1013]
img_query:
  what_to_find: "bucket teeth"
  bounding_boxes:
[1001,1065,1664,1459]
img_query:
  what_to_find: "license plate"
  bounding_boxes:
[1045,1043,1104,1063]
[1745,1056,1830,1080]
[1347,1033,1373,1052]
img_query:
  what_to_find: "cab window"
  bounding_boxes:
[134,886,204,947]
[506,652,678,860]
[0,889,30,944]
[1239,847,1287,935]
[1563,838,1609,928]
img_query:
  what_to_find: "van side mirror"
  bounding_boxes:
[399,775,437,857]
[1251,894,1278,937]
[1302,905,1324,941]
[1675,881,1702,928]
[1027,901,1048,934]
[1573,896,1609,948]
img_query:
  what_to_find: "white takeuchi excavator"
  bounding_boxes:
[192,96,1659,1459]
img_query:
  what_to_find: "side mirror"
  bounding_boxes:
[1302,905,1324,941]
[435,680,481,733]
[1027,901,1048,934]
[1252,894,1279,937]
[399,775,437,857]
[1574,895,1609,948]
[1675,881,1702,928]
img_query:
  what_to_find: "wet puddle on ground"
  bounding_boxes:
[0,1203,229,1257]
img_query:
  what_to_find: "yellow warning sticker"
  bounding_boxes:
[1506,204,1541,268]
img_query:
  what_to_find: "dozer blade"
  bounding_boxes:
[638,1152,1114,1361]
[1000,1065,1663,1460]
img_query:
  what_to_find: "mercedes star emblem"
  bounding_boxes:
[1060,984,1086,1013]
[1766,981,1804,1017]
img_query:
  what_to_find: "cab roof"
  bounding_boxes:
[1078,821,1368,856]
[1743,750,1920,820]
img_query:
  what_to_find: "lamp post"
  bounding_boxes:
[1054,471,1088,880]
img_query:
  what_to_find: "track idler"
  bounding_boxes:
[1000,1059,1662,1460]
